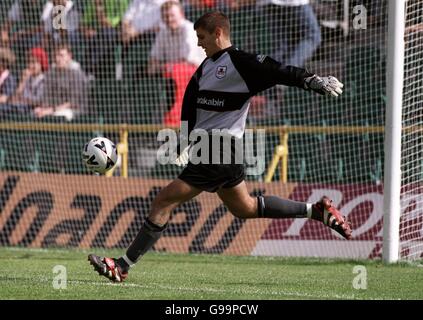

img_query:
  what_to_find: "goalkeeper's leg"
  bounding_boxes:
[88,179,201,282]
[217,181,352,239]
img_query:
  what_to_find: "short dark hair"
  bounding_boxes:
[194,11,230,35]
[54,43,72,55]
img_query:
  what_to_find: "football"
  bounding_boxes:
[82,137,118,174]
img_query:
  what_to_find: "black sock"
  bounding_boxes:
[257,196,308,218]
[117,219,167,271]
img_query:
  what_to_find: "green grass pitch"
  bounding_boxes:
[0,247,422,300]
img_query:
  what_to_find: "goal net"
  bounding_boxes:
[400,0,423,260]
[0,0,419,260]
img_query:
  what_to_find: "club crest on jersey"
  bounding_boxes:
[215,66,227,79]
[256,54,266,63]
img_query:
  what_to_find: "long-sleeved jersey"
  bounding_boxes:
[180,46,314,139]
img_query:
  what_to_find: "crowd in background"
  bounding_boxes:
[0,0,394,125]
[0,0,363,124]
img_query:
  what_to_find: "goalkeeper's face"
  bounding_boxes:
[196,27,221,58]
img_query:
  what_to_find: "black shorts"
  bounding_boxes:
[178,162,245,193]
[178,134,245,193]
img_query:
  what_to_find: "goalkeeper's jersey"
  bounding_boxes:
[181,46,314,138]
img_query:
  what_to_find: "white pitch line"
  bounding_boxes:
[68,280,364,300]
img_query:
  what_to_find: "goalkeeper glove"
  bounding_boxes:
[304,75,344,97]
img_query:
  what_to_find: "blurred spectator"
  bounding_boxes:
[0,47,17,105]
[1,0,45,70]
[122,0,166,42]
[34,44,89,121]
[41,0,81,58]
[147,0,205,75]
[8,47,47,111]
[51,43,81,71]
[256,0,321,67]
[148,0,205,125]
[81,0,129,78]
[121,0,167,77]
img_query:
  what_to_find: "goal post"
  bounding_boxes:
[382,0,405,264]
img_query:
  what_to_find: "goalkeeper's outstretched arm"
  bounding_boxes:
[228,50,344,98]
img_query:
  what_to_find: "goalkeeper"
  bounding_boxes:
[89,11,352,282]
